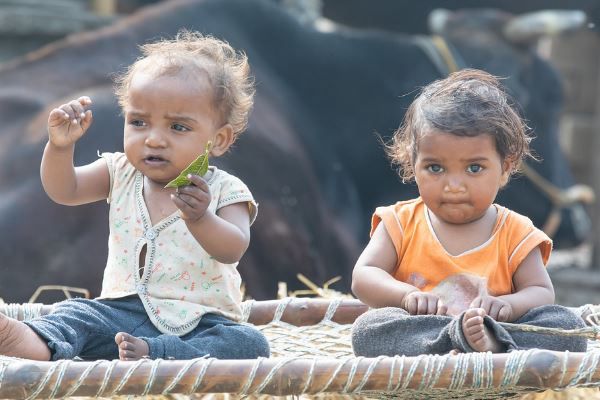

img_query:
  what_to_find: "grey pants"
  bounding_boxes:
[352,304,587,357]
[25,296,270,361]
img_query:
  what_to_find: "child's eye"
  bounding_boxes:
[427,164,444,174]
[467,164,483,173]
[171,123,190,132]
[129,119,145,127]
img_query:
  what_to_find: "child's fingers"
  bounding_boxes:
[437,303,448,316]
[469,296,483,309]
[488,302,503,320]
[404,296,417,315]
[497,305,511,322]
[426,298,438,315]
[171,194,195,219]
[80,110,93,130]
[171,193,209,222]
[77,96,92,106]
[57,105,78,125]
[177,183,211,203]
[179,192,206,209]
[186,174,209,191]
[172,193,195,210]
[68,100,87,124]
[58,99,89,125]
[415,297,430,315]
[48,108,70,127]
[479,300,494,317]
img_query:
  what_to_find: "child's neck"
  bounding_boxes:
[427,205,498,256]
[142,176,179,226]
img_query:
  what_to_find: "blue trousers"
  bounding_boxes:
[25,296,270,361]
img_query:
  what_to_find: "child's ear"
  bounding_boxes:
[210,124,234,157]
[500,158,514,186]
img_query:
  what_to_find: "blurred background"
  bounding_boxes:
[0,0,600,306]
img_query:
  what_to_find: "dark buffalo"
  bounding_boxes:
[322,0,600,35]
[0,0,590,302]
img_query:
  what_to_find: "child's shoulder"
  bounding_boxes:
[208,167,254,199]
[495,204,536,230]
[210,167,257,221]
[98,151,135,176]
[377,197,423,215]
[207,166,248,188]
[372,197,423,226]
[395,197,423,208]
[495,204,552,246]
[495,204,553,267]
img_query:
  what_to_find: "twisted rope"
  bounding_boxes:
[0,300,600,398]
[500,349,534,387]
[0,347,599,398]
[500,321,600,340]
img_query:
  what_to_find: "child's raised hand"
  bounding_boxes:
[402,291,447,316]
[171,174,211,222]
[469,295,512,322]
[47,96,93,149]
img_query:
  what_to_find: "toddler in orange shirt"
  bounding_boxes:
[351,69,586,356]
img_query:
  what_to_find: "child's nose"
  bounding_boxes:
[145,129,167,147]
[444,175,466,192]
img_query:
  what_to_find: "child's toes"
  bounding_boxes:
[119,349,137,360]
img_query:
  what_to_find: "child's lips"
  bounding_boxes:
[144,156,168,165]
[442,198,469,205]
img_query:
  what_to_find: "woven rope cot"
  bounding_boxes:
[0,298,600,399]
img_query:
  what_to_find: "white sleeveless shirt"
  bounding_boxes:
[98,152,257,335]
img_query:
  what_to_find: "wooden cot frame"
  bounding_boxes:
[0,298,599,399]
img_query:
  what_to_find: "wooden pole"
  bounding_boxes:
[0,350,597,397]
[1,298,369,326]
[246,298,368,325]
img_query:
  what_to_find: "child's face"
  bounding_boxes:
[413,131,511,225]
[123,70,227,185]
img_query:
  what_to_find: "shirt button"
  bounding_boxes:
[144,229,157,240]
[136,284,146,293]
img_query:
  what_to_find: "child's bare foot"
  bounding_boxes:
[0,313,51,360]
[462,308,502,353]
[115,332,149,360]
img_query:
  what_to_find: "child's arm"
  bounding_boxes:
[41,97,110,205]
[352,223,446,315]
[471,247,555,322]
[172,174,250,264]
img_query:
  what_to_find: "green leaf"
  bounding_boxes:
[164,141,211,188]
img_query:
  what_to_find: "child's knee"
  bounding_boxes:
[521,305,588,352]
[528,305,586,329]
[353,307,409,332]
[351,307,410,357]
[234,325,270,358]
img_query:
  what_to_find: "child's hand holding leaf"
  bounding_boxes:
[171,174,212,222]
[168,142,213,222]
[165,141,211,189]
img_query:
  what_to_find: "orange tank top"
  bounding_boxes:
[372,198,552,312]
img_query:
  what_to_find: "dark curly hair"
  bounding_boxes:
[386,69,533,182]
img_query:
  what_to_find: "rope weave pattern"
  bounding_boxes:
[249,298,354,359]
[0,301,599,398]
[569,349,600,387]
